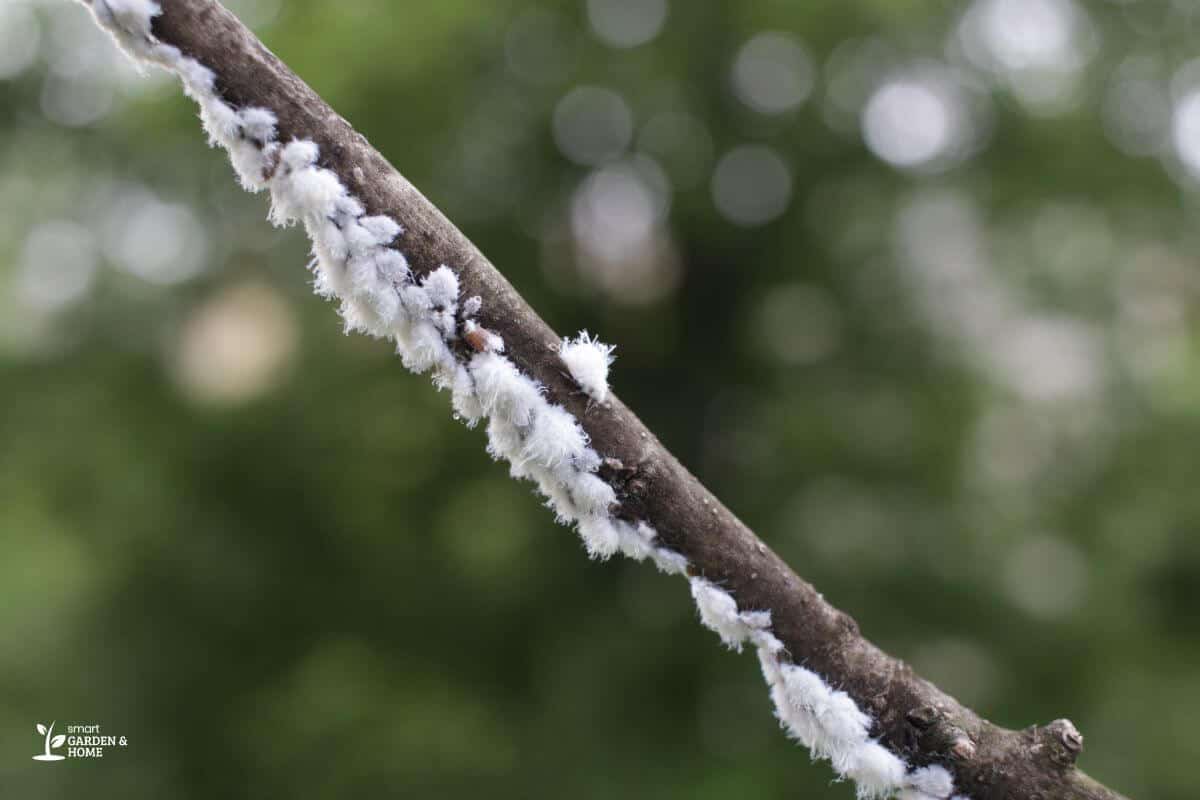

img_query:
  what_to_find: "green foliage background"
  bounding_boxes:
[0,0,1196,797]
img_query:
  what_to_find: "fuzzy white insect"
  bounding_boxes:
[576,514,622,560]
[520,403,589,471]
[906,765,957,799]
[560,331,616,403]
[471,352,543,428]
[690,576,771,652]
[569,472,617,516]
[83,3,965,798]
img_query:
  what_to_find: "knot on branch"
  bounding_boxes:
[1030,718,1084,768]
[905,704,939,730]
[905,705,977,761]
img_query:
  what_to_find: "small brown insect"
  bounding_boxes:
[465,324,499,353]
[260,146,281,182]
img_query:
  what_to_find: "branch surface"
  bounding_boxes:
[91,2,1131,798]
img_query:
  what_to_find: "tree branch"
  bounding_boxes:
[81,2,1130,798]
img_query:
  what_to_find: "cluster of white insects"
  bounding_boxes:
[84,2,965,797]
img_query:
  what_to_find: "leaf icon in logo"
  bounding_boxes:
[50,735,66,748]
[37,724,46,735]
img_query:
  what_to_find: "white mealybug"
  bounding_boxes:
[560,331,615,404]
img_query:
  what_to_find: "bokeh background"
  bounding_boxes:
[0,0,1196,797]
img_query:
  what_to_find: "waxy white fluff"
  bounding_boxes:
[520,404,590,470]
[694,573,961,800]
[471,352,543,428]
[84,3,965,798]
[905,766,958,799]
[560,331,615,403]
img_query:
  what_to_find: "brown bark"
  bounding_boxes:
[109,2,1131,798]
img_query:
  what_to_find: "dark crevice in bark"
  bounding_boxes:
[123,3,1132,798]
